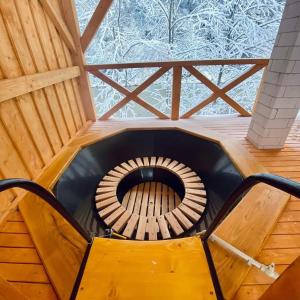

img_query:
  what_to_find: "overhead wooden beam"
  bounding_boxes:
[89,69,169,119]
[80,0,113,52]
[40,0,76,53]
[0,67,80,103]
[171,66,182,120]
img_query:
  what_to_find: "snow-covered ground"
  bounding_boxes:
[75,0,285,118]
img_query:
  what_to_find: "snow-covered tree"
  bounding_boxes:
[75,0,285,118]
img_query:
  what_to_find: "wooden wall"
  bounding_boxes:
[0,0,94,221]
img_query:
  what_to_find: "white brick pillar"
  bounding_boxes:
[247,0,300,149]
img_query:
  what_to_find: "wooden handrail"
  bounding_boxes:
[85,58,270,120]
[85,58,269,70]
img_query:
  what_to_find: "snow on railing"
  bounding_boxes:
[85,58,269,120]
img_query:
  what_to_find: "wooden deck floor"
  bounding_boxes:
[86,116,300,299]
[0,210,57,299]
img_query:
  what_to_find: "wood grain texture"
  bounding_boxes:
[60,0,97,121]
[0,274,28,300]
[0,210,57,300]
[40,0,76,52]
[259,256,300,300]
[0,67,80,103]
[0,0,89,221]
[171,66,182,120]
[77,237,216,300]
[19,194,87,299]
[85,58,269,70]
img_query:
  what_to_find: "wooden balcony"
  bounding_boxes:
[85,58,269,120]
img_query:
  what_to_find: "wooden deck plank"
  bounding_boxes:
[185,194,207,206]
[127,185,137,214]
[172,208,193,230]
[112,211,131,233]
[161,158,171,167]
[156,157,164,166]
[121,162,133,172]
[114,166,127,175]
[128,159,138,169]
[0,233,34,248]
[161,184,168,214]
[178,204,201,222]
[123,214,139,238]
[104,206,126,226]
[182,199,205,214]
[0,263,49,283]
[122,191,131,208]
[148,216,158,240]
[96,186,115,194]
[182,176,201,183]
[1,222,28,234]
[154,182,162,216]
[133,183,144,214]
[157,215,171,239]
[0,248,40,264]
[11,282,57,300]
[135,157,144,167]
[136,215,147,240]
[76,237,216,299]
[95,191,116,202]
[95,197,117,209]
[140,182,150,216]
[147,182,156,217]
[150,156,156,166]
[165,212,184,236]
[108,170,123,178]
[168,186,175,211]
[142,157,149,166]
[98,202,120,218]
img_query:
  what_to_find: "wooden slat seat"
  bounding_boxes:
[95,156,207,240]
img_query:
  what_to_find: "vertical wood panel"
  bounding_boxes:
[0,2,53,165]
[32,0,76,138]
[45,11,82,131]
[29,0,70,144]
[53,0,85,126]
[0,0,90,221]
[171,66,182,120]
[0,13,45,175]
[63,42,86,125]
[60,0,97,121]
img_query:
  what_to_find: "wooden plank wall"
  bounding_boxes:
[0,0,93,221]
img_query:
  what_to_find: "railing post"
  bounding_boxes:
[171,66,182,120]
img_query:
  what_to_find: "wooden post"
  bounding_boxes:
[171,66,182,120]
[59,0,97,121]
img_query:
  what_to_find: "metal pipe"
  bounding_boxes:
[209,233,279,279]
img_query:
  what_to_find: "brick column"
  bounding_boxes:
[247,0,300,149]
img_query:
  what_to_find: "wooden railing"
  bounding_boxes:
[85,58,269,120]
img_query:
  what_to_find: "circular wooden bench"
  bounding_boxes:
[95,157,207,240]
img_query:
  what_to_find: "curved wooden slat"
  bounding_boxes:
[96,157,207,239]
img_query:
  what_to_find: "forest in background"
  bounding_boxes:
[75,0,285,118]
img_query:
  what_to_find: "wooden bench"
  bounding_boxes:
[95,157,207,240]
